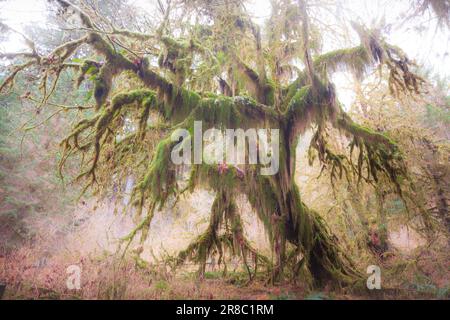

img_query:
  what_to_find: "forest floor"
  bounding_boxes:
[0,195,448,300]
[1,238,448,300]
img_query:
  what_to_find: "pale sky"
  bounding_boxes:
[1,0,448,107]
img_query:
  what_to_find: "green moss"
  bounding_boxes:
[285,86,312,119]
[76,59,100,88]
[93,77,107,108]
[313,46,369,80]
[165,86,201,123]
[341,118,397,150]
[281,73,308,111]
[111,89,155,109]
[263,79,276,106]
[194,95,242,128]
[134,137,177,209]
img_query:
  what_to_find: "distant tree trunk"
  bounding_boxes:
[422,139,449,230]
[374,187,389,253]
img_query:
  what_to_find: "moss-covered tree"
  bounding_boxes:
[0,0,430,286]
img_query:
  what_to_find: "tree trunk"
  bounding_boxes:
[265,135,360,285]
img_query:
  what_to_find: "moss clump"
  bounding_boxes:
[263,79,276,106]
[132,137,177,210]
[76,59,101,88]
[313,46,369,80]
[93,65,114,110]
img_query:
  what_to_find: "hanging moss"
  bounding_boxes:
[280,72,308,111]
[263,79,276,106]
[176,189,270,279]
[134,137,177,209]
[338,114,397,150]
[165,86,202,123]
[76,59,101,88]
[93,65,114,110]
[158,36,197,85]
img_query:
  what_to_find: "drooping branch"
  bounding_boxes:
[58,89,159,188]
[314,45,370,80]
[312,24,426,97]
[281,71,408,196]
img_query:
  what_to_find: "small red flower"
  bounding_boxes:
[218,162,228,175]
[133,57,143,69]
[234,166,245,179]
[371,232,381,247]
